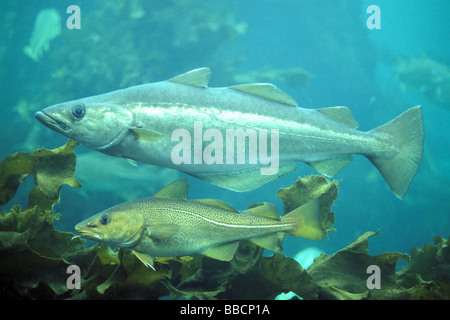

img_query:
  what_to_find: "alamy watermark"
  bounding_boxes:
[64,4,381,31]
[366,265,381,289]
[66,5,81,29]
[66,265,81,289]
[170,121,280,175]
[366,5,381,29]
[65,263,382,290]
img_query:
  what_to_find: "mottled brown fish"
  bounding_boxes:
[75,179,325,269]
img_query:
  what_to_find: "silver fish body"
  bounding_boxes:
[35,68,424,198]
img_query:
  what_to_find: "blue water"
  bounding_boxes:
[1,0,449,267]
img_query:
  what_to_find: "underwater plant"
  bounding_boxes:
[0,138,80,211]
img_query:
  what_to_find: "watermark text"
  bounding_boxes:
[171,121,279,175]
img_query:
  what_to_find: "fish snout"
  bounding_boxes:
[35,110,71,132]
[75,221,103,240]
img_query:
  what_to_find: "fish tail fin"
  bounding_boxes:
[367,105,424,199]
[282,199,325,241]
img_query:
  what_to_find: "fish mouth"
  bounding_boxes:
[35,110,71,133]
[75,225,104,241]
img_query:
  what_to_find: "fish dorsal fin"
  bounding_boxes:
[201,241,239,261]
[168,67,211,88]
[153,178,188,199]
[192,199,238,212]
[230,83,297,106]
[246,202,280,220]
[317,106,359,129]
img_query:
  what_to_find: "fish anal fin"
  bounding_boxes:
[230,83,297,106]
[201,241,239,261]
[307,156,353,177]
[147,224,180,239]
[168,67,211,88]
[131,128,163,143]
[250,233,283,252]
[317,106,359,129]
[192,164,296,192]
[153,178,188,199]
[246,202,280,220]
[132,250,156,270]
[192,199,237,212]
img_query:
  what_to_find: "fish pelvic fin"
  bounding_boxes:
[282,199,325,241]
[367,106,424,199]
[132,250,156,271]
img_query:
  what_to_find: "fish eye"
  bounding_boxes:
[71,103,86,120]
[100,215,109,225]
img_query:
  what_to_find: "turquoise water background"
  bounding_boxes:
[1,0,449,265]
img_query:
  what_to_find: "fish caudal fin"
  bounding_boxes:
[282,199,325,241]
[367,106,424,199]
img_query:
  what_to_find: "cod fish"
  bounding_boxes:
[75,179,325,270]
[35,67,424,199]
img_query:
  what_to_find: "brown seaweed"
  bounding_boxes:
[0,139,81,210]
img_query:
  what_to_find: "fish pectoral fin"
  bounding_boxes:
[153,178,188,199]
[250,233,284,252]
[316,106,359,129]
[130,128,163,143]
[192,199,238,212]
[201,241,240,261]
[307,156,353,177]
[147,224,180,239]
[132,250,156,271]
[246,202,280,220]
[191,164,296,192]
[230,83,297,106]
[168,67,211,88]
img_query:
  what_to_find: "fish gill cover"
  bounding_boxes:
[0,140,448,299]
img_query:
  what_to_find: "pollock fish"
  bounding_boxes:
[75,179,325,269]
[35,68,424,198]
